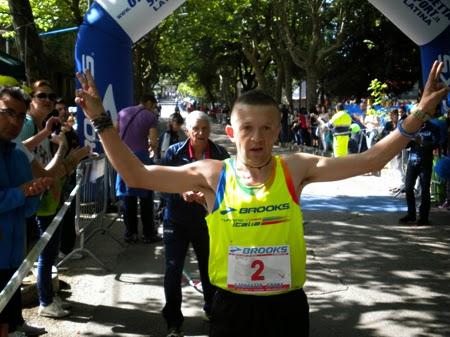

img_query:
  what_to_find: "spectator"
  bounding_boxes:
[158,112,185,161]
[317,105,331,153]
[363,108,380,149]
[292,108,310,146]
[54,98,84,261]
[328,103,352,157]
[399,119,440,226]
[15,80,71,318]
[382,109,405,191]
[0,86,52,337]
[309,110,319,148]
[382,109,400,137]
[116,94,161,244]
[279,104,290,146]
[161,110,230,337]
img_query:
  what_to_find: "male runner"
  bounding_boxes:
[75,61,448,336]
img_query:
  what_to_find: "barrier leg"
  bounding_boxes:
[56,229,110,272]
[84,216,125,248]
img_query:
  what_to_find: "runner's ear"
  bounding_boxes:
[225,124,234,141]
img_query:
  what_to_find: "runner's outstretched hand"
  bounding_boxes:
[418,61,450,115]
[75,70,105,120]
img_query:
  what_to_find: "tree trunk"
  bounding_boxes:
[283,58,293,109]
[253,64,268,92]
[69,0,84,25]
[274,63,283,103]
[8,0,47,83]
[242,44,270,92]
[305,66,318,113]
[220,67,236,108]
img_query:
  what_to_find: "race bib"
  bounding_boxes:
[227,245,291,294]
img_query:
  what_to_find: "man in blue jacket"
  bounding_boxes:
[399,118,440,226]
[161,111,229,337]
[0,86,53,337]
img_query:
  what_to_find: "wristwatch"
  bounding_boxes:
[411,107,430,122]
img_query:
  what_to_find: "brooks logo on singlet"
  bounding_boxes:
[239,203,290,214]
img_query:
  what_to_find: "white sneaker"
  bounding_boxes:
[16,322,46,336]
[38,301,70,318]
[53,295,72,309]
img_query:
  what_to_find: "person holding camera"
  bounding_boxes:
[15,80,71,318]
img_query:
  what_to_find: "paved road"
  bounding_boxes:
[21,113,450,337]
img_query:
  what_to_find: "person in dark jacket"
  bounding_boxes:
[161,110,230,337]
[399,118,440,226]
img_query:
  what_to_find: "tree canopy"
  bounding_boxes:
[0,0,420,107]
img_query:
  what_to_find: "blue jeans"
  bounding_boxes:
[36,215,62,306]
[162,219,215,328]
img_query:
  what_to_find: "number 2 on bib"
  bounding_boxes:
[251,259,265,281]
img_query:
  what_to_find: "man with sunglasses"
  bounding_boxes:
[0,86,53,337]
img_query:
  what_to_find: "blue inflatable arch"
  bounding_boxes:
[75,0,450,151]
[75,0,186,151]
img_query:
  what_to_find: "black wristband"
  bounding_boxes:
[91,113,113,134]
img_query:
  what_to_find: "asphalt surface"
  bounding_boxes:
[21,114,450,337]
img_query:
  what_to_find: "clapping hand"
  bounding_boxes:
[69,145,92,162]
[21,177,54,197]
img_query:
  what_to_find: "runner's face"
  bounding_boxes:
[0,94,27,141]
[229,104,280,167]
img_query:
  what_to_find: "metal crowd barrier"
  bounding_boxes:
[1,156,124,314]
[57,155,122,270]
[0,186,77,314]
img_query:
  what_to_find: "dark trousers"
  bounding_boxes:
[162,219,215,328]
[405,159,433,221]
[0,269,24,332]
[36,215,62,306]
[59,200,76,255]
[122,194,155,238]
[26,216,40,252]
[210,288,309,337]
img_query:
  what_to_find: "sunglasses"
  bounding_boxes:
[35,92,57,101]
[0,108,27,121]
